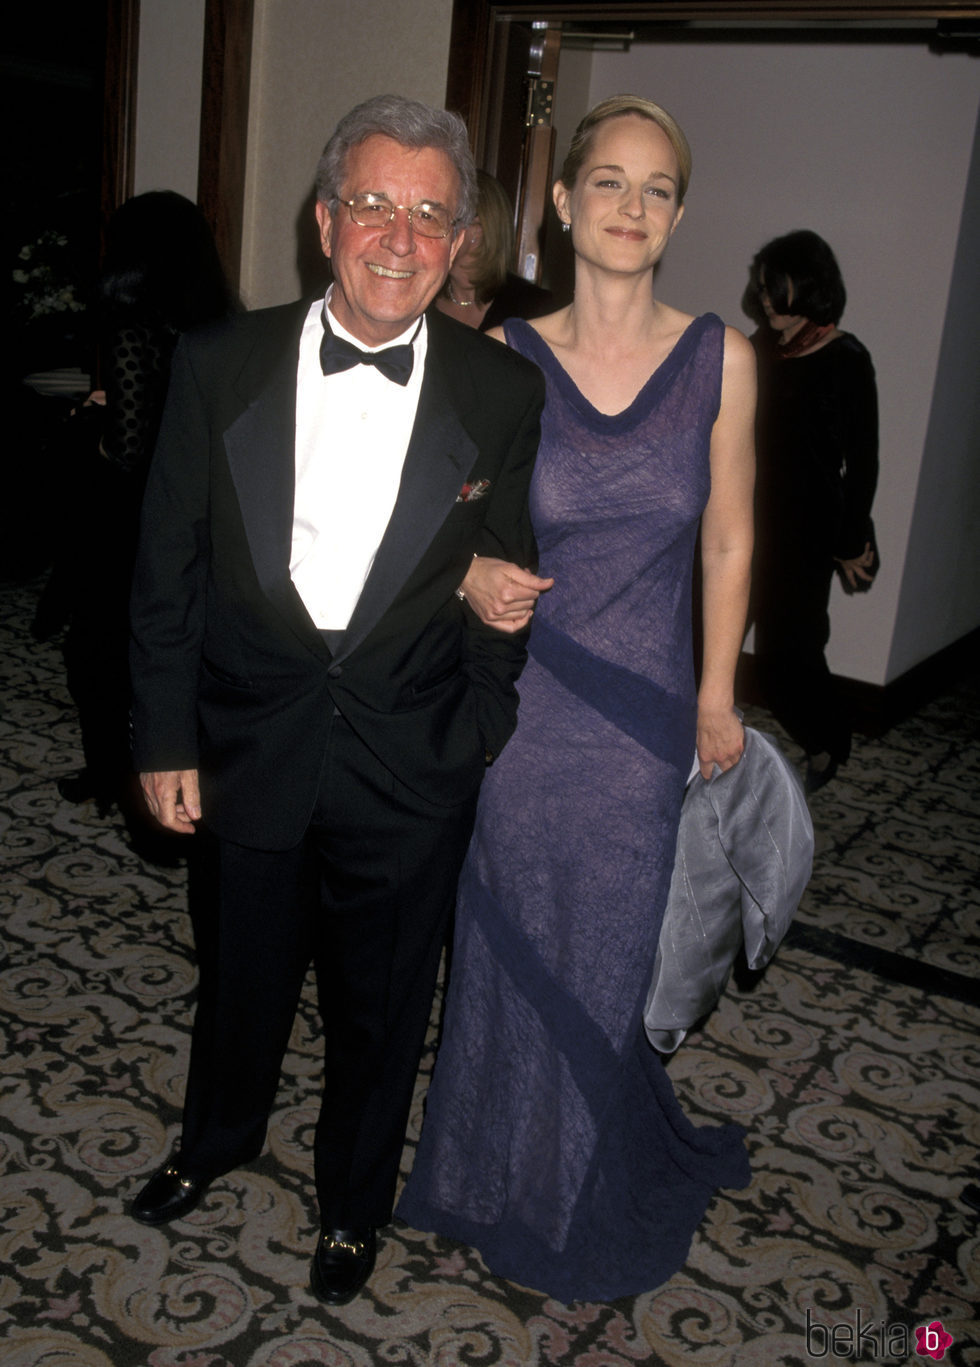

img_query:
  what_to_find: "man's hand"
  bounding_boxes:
[460,557,554,633]
[139,769,201,834]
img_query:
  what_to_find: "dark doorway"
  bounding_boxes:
[4,10,107,378]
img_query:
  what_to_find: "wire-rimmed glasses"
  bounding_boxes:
[338,193,456,239]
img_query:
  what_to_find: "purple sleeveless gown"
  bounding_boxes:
[397,314,750,1302]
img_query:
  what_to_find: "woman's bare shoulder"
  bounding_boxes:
[488,305,570,349]
[721,323,756,373]
[659,301,696,332]
[521,306,573,346]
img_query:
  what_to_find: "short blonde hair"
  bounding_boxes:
[559,95,692,205]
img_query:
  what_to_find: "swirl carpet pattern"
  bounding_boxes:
[1,578,977,1366]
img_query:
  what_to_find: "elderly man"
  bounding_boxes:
[128,94,543,1305]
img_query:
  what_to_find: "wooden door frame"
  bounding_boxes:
[197,0,254,287]
[101,0,253,287]
[446,1,980,169]
[101,0,139,239]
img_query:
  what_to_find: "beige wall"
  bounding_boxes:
[133,0,206,199]
[583,37,979,686]
[891,101,980,680]
[240,0,454,309]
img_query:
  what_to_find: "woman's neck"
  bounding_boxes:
[535,272,691,416]
[777,318,840,358]
[436,269,490,328]
[446,271,479,307]
[777,316,808,348]
[557,270,674,357]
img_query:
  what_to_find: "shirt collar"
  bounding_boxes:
[324,284,426,354]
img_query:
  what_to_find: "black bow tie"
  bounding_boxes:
[319,310,418,386]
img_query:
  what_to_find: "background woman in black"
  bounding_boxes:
[435,169,551,332]
[746,229,878,793]
[58,191,237,812]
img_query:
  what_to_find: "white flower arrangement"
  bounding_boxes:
[12,230,86,320]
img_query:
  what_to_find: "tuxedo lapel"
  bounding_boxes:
[223,303,328,654]
[222,304,478,664]
[338,324,478,660]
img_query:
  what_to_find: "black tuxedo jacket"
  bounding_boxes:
[130,301,544,850]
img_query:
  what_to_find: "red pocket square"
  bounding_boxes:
[456,479,491,503]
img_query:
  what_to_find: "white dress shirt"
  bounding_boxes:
[290,290,427,629]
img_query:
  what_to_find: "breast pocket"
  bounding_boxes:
[200,659,255,692]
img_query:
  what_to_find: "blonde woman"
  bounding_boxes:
[400,96,755,1302]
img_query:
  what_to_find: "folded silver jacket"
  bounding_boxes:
[644,726,814,1054]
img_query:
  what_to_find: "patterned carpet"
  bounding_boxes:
[2,576,978,1367]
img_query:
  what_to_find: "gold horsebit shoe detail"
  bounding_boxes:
[164,1165,196,1190]
[321,1234,368,1257]
[157,1170,368,1255]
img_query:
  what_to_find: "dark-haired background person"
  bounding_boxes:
[745,229,878,794]
[55,191,239,814]
[126,95,543,1308]
[436,169,552,332]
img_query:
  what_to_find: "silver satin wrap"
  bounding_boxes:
[644,726,814,1054]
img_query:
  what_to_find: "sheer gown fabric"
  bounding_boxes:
[398,314,750,1302]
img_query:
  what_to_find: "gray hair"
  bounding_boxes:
[315,94,477,227]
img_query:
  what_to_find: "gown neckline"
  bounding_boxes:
[505,313,720,432]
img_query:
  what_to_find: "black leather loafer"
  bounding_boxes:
[310,1227,377,1306]
[130,1162,212,1225]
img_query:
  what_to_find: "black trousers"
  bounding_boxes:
[753,554,851,763]
[179,712,479,1229]
[62,457,141,794]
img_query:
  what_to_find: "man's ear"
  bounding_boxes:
[314,200,333,259]
[447,226,465,268]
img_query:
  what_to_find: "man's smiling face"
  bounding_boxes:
[316,134,464,347]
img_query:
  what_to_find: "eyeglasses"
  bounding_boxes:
[338,193,456,239]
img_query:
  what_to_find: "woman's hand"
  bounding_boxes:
[460,556,554,633]
[835,541,876,590]
[696,706,745,780]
